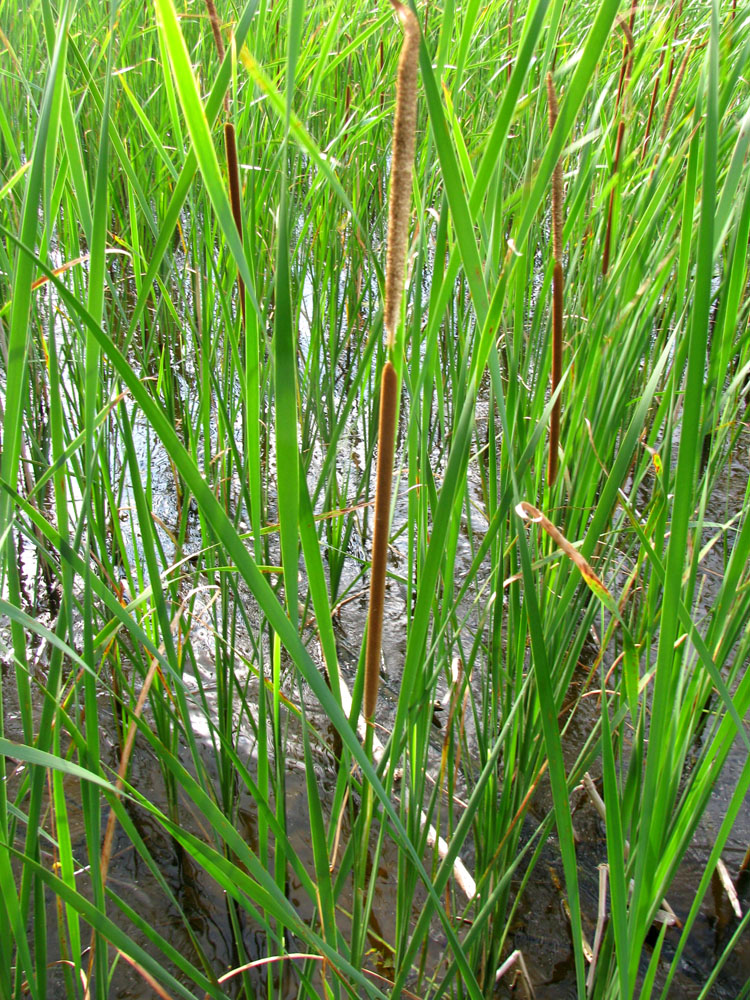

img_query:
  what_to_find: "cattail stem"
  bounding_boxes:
[364,0,419,722]
[364,360,399,719]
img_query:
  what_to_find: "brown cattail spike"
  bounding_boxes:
[384,0,419,348]
[660,41,691,147]
[225,121,245,326]
[203,1,244,328]
[666,0,684,88]
[204,0,225,61]
[603,8,637,276]
[364,1,420,722]
[641,50,664,162]
[364,360,399,719]
[547,73,563,264]
[615,3,637,113]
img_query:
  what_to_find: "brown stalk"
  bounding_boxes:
[614,3,637,114]
[659,39,691,147]
[603,9,636,277]
[516,502,609,596]
[648,38,692,184]
[665,0,684,88]
[641,49,664,162]
[204,0,245,327]
[225,121,246,325]
[547,73,564,486]
[364,0,419,721]
[364,359,399,718]
[601,119,624,277]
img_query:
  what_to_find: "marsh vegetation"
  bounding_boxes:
[1,0,750,997]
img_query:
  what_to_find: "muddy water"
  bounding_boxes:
[5,356,749,998]
[14,722,445,999]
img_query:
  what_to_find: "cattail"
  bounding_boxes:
[204,1,245,326]
[547,73,564,486]
[659,40,691,147]
[548,75,563,264]
[204,0,225,61]
[641,50,664,162]
[364,0,419,721]
[383,0,419,347]
[364,360,399,719]
[615,4,636,114]
[666,0,684,88]
[604,11,636,276]
[225,121,246,325]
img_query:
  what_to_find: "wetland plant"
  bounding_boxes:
[1,1,749,999]
[364,0,419,724]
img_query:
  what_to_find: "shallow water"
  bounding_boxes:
[3,370,749,998]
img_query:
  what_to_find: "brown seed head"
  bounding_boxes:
[546,72,563,264]
[204,0,225,61]
[384,1,420,347]
[660,41,692,146]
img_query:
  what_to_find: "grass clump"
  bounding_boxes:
[1,1,750,999]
